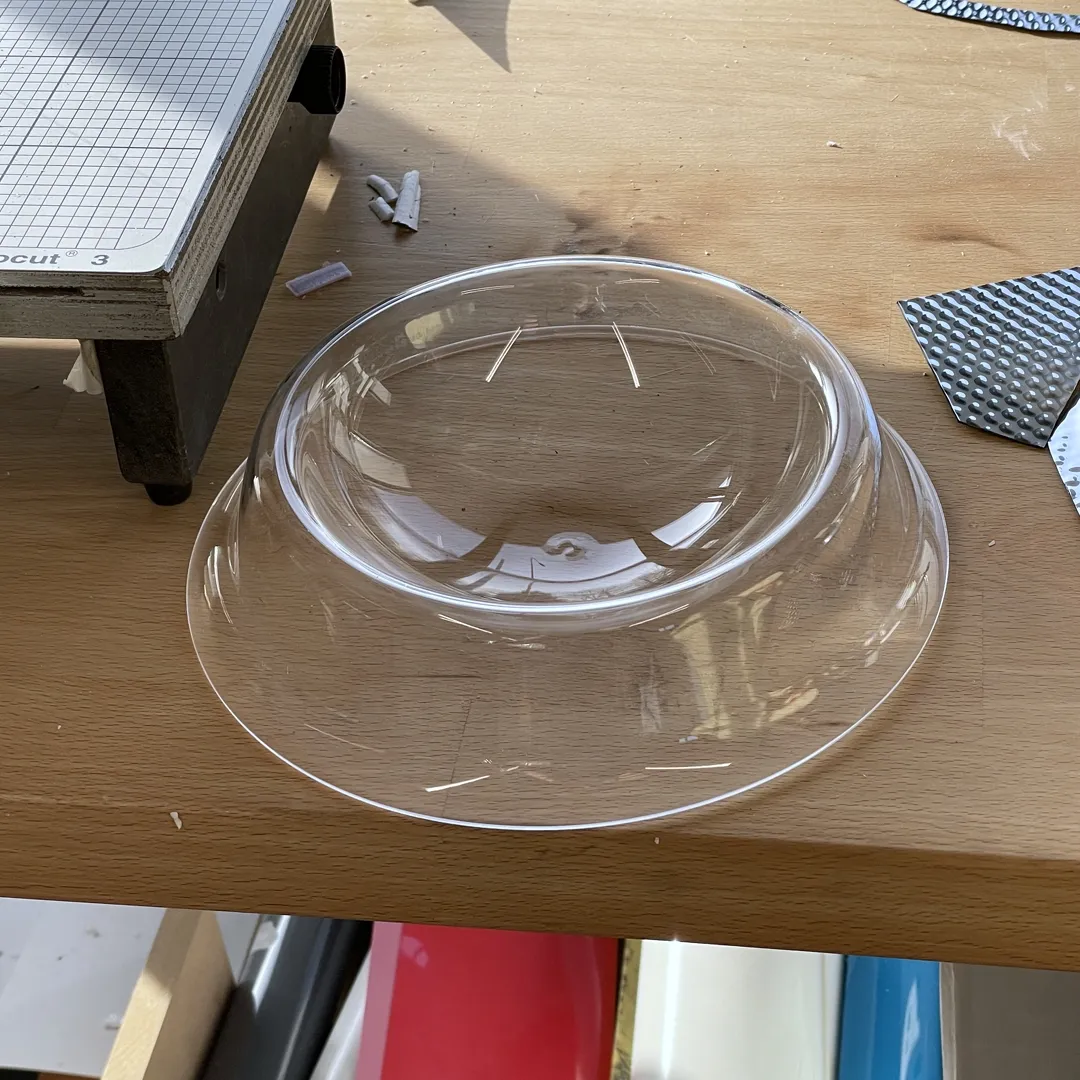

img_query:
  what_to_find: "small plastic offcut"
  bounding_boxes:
[369,197,394,222]
[366,174,398,204]
[285,261,352,297]
[392,171,421,231]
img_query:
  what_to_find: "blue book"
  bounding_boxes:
[837,956,942,1080]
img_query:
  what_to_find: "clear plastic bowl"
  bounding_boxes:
[187,257,948,829]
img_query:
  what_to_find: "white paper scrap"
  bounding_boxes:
[63,343,103,395]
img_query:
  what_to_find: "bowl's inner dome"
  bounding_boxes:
[290,322,835,606]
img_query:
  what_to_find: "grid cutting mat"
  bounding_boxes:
[0,0,295,275]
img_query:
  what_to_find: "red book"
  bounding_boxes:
[357,922,618,1080]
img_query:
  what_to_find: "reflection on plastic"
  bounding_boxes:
[356,922,617,1080]
[838,956,942,1080]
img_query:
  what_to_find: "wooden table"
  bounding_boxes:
[4,0,1080,970]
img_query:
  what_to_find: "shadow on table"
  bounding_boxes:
[409,0,514,71]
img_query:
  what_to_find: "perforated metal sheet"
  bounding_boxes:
[899,269,1080,448]
[0,0,297,275]
[898,0,1080,32]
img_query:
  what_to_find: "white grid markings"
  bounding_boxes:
[0,0,274,251]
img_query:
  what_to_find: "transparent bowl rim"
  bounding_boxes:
[272,255,875,620]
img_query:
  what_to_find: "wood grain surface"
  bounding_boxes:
[3,0,1080,968]
[102,910,232,1080]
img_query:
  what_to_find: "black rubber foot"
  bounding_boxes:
[289,45,346,115]
[145,482,193,506]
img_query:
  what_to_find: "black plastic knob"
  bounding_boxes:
[288,44,346,115]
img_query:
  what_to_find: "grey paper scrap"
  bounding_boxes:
[285,262,352,297]
[1050,403,1080,514]
[898,0,1080,32]
[899,268,1080,448]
